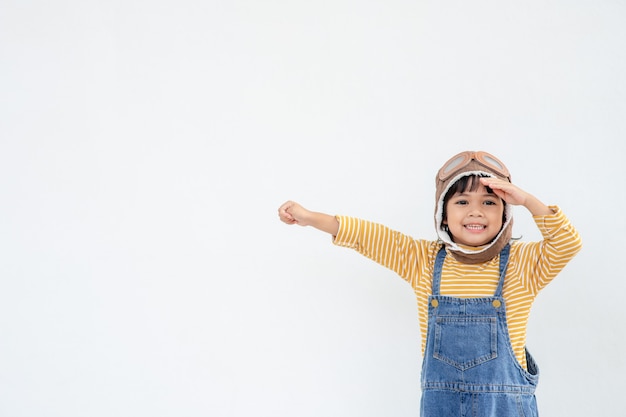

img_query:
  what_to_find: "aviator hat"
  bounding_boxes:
[434,151,513,264]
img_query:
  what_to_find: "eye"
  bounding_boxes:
[483,200,498,206]
[455,200,468,205]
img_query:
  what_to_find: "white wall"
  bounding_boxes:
[1,1,624,416]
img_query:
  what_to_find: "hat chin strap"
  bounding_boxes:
[445,220,513,264]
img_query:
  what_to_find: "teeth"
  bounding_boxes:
[465,225,485,230]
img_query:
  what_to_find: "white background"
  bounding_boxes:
[1,1,624,416]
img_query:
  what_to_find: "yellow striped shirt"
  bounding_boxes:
[333,206,582,369]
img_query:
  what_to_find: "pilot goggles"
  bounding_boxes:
[438,151,510,182]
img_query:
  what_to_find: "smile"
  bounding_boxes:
[464,224,486,230]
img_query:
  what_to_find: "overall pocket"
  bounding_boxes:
[433,315,497,370]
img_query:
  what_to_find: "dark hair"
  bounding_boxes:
[441,174,505,228]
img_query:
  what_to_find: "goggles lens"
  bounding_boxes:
[441,155,468,175]
[482,154,505,171]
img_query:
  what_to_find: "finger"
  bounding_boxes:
[278,201,293,216]
[490,189,507,200]
[278,205,297,224]
[279,207,293,219]
[481,178,508,190]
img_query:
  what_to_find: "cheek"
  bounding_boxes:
[494,208,505,226]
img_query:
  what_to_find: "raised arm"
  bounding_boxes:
[479,177,582,292]
[278,201,339,235]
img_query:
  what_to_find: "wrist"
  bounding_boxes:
[524,195,553,216]
[310,212,339,235]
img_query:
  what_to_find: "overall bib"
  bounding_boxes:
[421,245,540,417]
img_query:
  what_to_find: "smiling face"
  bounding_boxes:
[443,181,505,247]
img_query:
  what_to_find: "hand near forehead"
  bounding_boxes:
[479,178,528,206]
[479,178,553,216]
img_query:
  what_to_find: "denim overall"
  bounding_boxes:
[421,245,540,417]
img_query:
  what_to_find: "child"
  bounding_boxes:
[278,151,582,417]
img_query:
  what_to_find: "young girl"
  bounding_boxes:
[278,151,582,417]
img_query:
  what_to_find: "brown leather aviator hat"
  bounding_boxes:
[434,151,513,264]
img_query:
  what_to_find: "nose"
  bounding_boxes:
[468,203,484,217]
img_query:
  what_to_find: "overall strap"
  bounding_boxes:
[432,244,511,297]
[431,246,447,296]
[494,244,511,297]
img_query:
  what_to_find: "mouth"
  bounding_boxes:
[464,224,487,231]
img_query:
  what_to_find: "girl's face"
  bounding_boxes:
[443,184,504,247]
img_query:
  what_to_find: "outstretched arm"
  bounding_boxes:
[278,201,340,235]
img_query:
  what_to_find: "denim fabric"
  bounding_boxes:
[421,245,540,417]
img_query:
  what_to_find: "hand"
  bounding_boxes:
[479,177,529,206]
[278,201,311,226]
[479,177,553,216]
[278,201,340,234]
